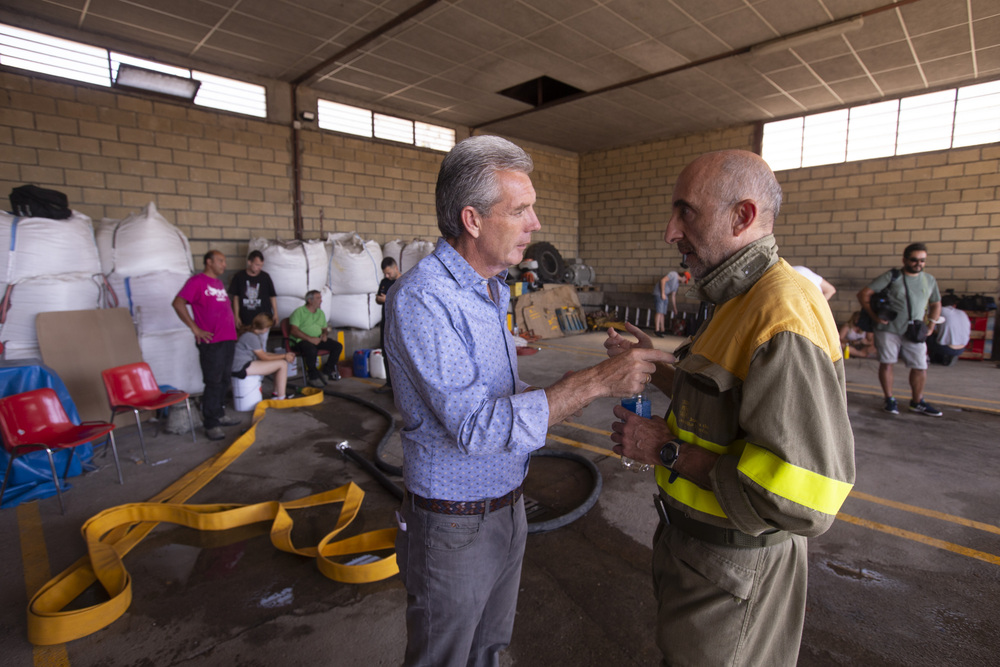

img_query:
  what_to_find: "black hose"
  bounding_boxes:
[336,440,404,501]
[526,448,603,534]
[320,388,602,533]
[321,389,401,476]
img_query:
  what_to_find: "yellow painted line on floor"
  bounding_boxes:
[846,384,1000,415]
[17,502,70,667]
[554,425,1000,567]
[535,342,607,357]
[849,490,1000,536]
[546,433,620,458]
[846,381,1000,408]
[837,513,1000,567]
[562,421,613,436]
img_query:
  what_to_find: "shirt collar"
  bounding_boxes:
[433,237,509,288]
[687,234,779,305]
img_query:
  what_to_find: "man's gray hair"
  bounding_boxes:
[435,135,533,239]
[714,151,783,224]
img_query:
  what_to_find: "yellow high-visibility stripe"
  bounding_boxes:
[655,466,727,517]
[667,413,729,455]
[738,442,853,515]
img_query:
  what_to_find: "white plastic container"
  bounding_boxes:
[231,375,263,412]
[369,349,386,379]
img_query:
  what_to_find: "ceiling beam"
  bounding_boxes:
[291,0,443,87]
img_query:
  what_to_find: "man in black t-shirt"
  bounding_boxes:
[375,256,400,393]
[228,250,278,327]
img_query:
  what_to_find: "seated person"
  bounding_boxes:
[928,294,970,366]
[232,313,296,399]
[840,311,876,358]
[289,290,343,387]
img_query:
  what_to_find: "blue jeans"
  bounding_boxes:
[396,493,527,667]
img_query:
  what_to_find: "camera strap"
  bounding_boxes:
[901,270,914,322]
[870,269,900,312]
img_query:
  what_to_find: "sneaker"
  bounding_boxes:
[307,376,325,388]
[218,414,241,426]
[326,367,341,381]
[910,399,942,417]
[374,384,393,394]
[883,397,899,414]
[654,331,665,338]
[205,426,225,440]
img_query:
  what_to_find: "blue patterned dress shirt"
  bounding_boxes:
[384,238,550,501]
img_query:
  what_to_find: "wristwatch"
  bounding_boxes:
[659,439,681,482]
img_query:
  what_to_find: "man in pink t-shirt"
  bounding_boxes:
[173,250,240,440]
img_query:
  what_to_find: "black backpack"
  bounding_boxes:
[9,184,72,219]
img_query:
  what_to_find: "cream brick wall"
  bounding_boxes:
[579,126,755,311]
[580,124,999,325]
[0,70,578,274]
[776,145,1000,324]
[4,68,996,329]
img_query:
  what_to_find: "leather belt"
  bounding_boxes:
[655,493,790,548]
[410,486,522,516]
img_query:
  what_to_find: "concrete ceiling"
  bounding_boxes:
[2,0,999,153]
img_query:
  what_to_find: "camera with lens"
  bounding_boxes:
[870,293,896,321]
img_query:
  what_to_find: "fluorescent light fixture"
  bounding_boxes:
[751,17,864,57]
[113,63,200,100]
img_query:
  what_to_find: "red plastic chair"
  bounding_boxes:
[0,388,121,514]
[101,362,195,463]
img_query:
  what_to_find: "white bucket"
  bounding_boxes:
[369,349,386,379]
[232,375,263,412]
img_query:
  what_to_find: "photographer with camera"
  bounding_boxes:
[857,242,942,417]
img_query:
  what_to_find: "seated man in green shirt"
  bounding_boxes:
[289,290,342,387]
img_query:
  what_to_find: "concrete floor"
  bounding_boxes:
[2,331,998,666]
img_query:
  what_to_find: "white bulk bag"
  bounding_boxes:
[326,293,381,330]
[249,238,327,298]
[97,203,193,277]
[3,340,41,361]
[0,211,101,283]
[0,273,103,347]
[278,287,332,328]
[382,239,404,270]
[138,329,204,395]
[276,296,304,323]
[326,233,382,295]
[104,271,191,335]
[400,239,435,273]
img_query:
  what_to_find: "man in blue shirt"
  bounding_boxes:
[386,135,668,667]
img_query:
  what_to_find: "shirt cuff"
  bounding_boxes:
[509,389,550,453]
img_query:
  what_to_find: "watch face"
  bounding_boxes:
[660,441,679,468]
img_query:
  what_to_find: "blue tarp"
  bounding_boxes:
[0,360,93,509]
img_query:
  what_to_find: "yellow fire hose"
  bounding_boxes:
[26,388,398,646]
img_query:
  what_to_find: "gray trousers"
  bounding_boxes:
[652,521,808,667]
[396,494,527,667]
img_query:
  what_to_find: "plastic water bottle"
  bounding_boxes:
[620,390,652,472]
